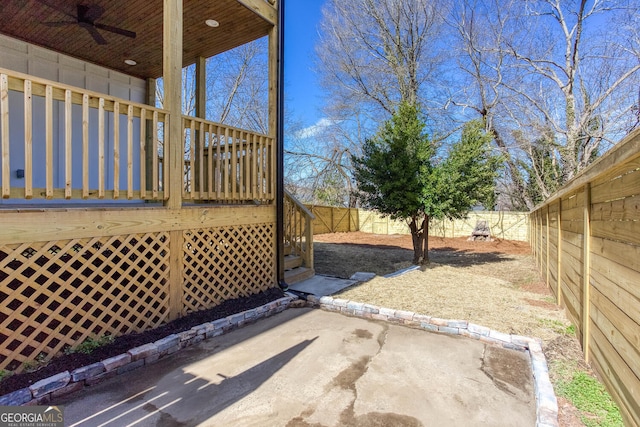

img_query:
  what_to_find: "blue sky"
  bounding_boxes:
[284,0,326,131]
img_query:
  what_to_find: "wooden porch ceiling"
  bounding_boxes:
[0,0,273,79]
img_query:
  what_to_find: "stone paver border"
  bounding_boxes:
[0,293,558,427]
[306,295,559,427]
[0,296,294,407]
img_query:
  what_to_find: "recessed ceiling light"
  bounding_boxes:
[124,59,137,66]
[205,19,219,28]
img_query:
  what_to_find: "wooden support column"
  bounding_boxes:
[268,26,278,139]
[163,0,184,320]
[163,0,183,209]
[582,183,592,362]
[557,199,563,307]
[269,20,280,283]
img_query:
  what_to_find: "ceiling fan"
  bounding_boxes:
[40,2,136,45]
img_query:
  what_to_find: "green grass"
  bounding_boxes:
[0,370,11,382]
[538,318,575,336]
[21,352,48,373]
[66,334,114,355]
[553,362,623,427]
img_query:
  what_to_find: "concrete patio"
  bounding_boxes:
[56,307,536,427]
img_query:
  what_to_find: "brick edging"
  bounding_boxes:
[305,295,559,427]
[0,295,296,406]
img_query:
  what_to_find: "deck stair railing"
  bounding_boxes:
[283,190,314,283]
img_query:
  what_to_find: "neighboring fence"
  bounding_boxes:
[305,205,359,234]
[308,208,529,241]
[359,210,529,241]
[530,128,640,427]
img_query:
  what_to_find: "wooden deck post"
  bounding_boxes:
[269,20,281,284]
[164,0,184,320]
[163,0,183,209]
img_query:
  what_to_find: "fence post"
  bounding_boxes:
[330,206,335,233]
[546,205,550,289]
[538,212,542,269]
[582,183,591,362]
[557,198,563,307]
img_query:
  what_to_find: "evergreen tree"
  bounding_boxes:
[352,103,501,264]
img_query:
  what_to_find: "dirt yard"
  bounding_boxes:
[313,232,587,427]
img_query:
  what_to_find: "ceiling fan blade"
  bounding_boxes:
[84,25,107,45]
[94,23,136,39]
[34,0,76,20]
[42,21,75,27]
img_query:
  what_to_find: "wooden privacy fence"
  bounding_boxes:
[336,208,529,241]
[306,205,528,240]
[305,205,358,234]
[530,128,640,427]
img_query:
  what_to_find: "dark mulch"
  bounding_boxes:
[0,287,284,396]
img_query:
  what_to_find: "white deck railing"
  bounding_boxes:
[181,116,275,203]
[0,68,275,205]
[0,68,168,201]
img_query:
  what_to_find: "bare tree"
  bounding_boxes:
[289,0,451,206]
[317,0,449,117]
[207,39,269,134]
[284,114,364,207]
[156,38,269,134]
[506,0,640,184]
[449,0,640,207]
[448,0,535,209]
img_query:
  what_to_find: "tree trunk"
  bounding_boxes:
[422,215,430,264]
[409,214,429,265]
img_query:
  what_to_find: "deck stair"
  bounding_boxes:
[283,192,315,284]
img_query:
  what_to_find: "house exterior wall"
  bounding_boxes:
[0,34,147,204]
[0,34,146,102]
